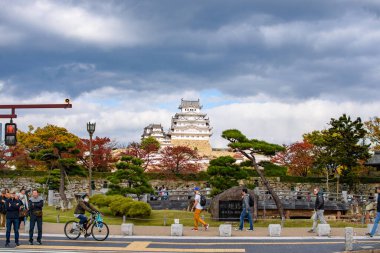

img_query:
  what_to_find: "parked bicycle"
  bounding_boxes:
[64,212,109,241]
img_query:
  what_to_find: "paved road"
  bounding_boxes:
[0,235,379,253]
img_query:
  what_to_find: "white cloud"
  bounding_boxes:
[0,1,146,47]
[1,90,378,149]
[208,99,379,147]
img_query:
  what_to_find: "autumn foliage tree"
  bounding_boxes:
[124,137,160,171]
[76,137,117,172]
[155,146,200,177]
[17,124,82,208]
[365,117,380,150]
[271,140,315,177]
[18,124,80,155]
[0,144,31,170]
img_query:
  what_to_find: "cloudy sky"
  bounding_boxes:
[1,0,380,147]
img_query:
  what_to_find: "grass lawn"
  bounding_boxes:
[42,206,366,228]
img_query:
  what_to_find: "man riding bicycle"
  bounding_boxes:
[74,194,99,237]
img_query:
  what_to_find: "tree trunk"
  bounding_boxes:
[240,149,285,220]
[253,193,258,220]
[59,167,68,209]
[325,170,329,192]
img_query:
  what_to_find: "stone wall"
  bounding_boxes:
[257,178,379,194]
[171,139,212,156]
[0,177,108,195]
[1,177,378,197]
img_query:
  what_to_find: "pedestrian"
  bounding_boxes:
[235,188,254,231]
[366,187,380,237]
[0,189,8,229]
[18,189,29,229]
[5,190,23,247]
[28,189,44,245]
[191,187,209,231]
[308,187,327,233]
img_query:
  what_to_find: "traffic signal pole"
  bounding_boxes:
[0,101,73,145]
[0,102,72,118]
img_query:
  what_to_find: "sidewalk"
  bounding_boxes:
[5,222,369,238]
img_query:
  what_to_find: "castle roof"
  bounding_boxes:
[365,151,380,166]
[179,98,202,109]
[144,124,163,130]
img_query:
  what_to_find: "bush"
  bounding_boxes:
[96,193,151,218]
[127,201,151,218]
[106,195,126,205]
[109,198,133,216]
[90,194,129,210]
[90,194,109,208]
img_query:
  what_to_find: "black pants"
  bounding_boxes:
[29,215,42,242]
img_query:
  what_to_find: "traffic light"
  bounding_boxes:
[4,122,17,146]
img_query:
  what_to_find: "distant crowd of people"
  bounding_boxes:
[0,188,43,247]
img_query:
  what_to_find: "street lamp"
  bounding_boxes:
[87,122,96,196]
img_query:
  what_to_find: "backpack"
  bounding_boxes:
[248,195,254,207]
[200,195,207,207]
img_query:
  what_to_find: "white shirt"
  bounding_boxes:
[195,194,202,210]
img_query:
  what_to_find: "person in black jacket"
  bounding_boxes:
[28,190,44,245]
[308,187,327,233]
[5,190,23,247]
[367,187,380,237]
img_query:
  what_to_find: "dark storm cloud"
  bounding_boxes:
[1,0,380,100]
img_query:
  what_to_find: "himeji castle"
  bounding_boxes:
[142,99,213,155]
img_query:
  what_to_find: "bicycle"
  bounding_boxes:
[64,212,109,241]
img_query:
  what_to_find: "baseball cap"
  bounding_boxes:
[194,187,200,191]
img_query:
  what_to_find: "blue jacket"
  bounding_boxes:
[5,198,23,219]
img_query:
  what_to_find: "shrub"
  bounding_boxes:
[90,194,109,208]
[90,194,130,211]
[109,197,133,216]
[127,201,151,218]
[106,195,126,206]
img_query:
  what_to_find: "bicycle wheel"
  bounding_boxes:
[91,222,109,241]
[64,220,81,240]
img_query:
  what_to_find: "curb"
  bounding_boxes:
[0,233,376,240]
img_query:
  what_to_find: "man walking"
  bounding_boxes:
[367,187,380,237]
[236,188,254,231]
[5,190,22,247]
[191,187,209,231]
[29,190,44,245]
[308,187,327,233]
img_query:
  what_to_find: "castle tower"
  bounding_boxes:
[168,99,212,155]
[141,124,171,147]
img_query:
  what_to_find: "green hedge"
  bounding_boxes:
[90,194,151,218]
[0,170,48,177]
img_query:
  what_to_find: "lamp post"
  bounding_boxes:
[87,122,96,196]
